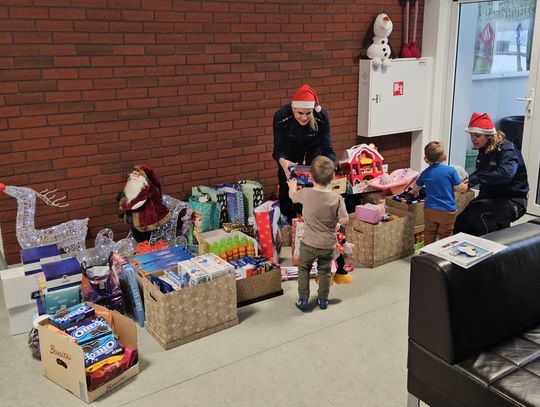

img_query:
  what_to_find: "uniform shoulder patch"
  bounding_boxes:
[278,115,292,124]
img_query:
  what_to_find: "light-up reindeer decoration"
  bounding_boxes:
[0,183,88,253]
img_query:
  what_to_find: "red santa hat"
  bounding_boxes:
[464,112,497,135]
[291,84,322,113]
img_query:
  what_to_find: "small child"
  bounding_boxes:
[413,141,468,245]
[287,156,349,311]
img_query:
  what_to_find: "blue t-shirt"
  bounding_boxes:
[416,163,462,211]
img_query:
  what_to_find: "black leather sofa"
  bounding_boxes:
[408,221,540,407]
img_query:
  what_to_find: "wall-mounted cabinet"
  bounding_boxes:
[357,58,431,137]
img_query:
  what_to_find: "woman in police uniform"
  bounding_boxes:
[454,112,529,236]
[272,84,336,222]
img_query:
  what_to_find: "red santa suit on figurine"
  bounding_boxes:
[118,165,171,242]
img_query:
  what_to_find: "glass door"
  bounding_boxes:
[448,0,540,215]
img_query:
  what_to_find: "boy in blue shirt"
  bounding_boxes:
[412,142,468,245]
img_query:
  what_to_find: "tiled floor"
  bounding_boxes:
[0,215,534,406]
[0,250,412,406]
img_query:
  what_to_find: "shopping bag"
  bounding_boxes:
[217,183,246,225]
[187,194,220,233]
[192,185,228,226]
[237,180,264,220]
[254,200,281,263]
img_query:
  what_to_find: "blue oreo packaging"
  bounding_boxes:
[66,317,112,345]
[82,333,123,370]
[48,303,95,330]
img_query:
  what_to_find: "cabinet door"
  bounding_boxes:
[367,59,429,136]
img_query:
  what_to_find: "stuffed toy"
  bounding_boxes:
[117,165,171,243]
[333,230,355,284]
[366,13,394,68]
[400,0,421,58]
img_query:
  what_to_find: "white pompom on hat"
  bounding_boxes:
[464,112,497,135]
[291,84,322,113]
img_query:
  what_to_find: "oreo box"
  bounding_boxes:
[38,303,139,403]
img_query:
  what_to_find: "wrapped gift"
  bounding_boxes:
[291,218,305,266]
[254,200,281,263]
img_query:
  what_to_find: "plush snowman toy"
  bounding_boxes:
[366,13,393,68]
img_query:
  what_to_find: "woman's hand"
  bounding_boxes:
[279,158,296,178]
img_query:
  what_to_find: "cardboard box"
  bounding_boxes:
[330,176,347,195]
[385,198,424,226]
[6,303,37,335]
[345,206,415,268]
[1,266,42,335]
[236,268,283,307]
[414,224,425,251]
[38,303,139,403]
[143,272,238,350]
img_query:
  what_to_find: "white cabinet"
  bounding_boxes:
[357,58,431,137]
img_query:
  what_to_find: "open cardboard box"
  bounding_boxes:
[143,272,238,350]
[38,303,139,403]
[236,267,283,307]
[346,206,415,268]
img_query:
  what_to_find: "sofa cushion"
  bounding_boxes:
[455,325,540,406]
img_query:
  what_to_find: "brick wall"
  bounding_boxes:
[0,0,422,264]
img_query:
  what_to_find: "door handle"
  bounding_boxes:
[515,89,534,118]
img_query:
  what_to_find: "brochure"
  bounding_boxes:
[420,232,507,269]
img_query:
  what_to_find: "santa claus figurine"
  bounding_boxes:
[118,165,171,242]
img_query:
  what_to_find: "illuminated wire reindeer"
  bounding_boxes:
[0,183,88,253]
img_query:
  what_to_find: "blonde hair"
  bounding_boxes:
[424,141,446,163]
[308,112,318,132]
[311,155,334,186]
[483,130,505,155]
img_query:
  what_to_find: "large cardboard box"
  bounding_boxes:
[346,206,415,268]
[236,268,283,307]
[38,303,139,403]
[143,272,238,350]
[385,198,424,226]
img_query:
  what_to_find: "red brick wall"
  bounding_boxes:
[0,0,422,264]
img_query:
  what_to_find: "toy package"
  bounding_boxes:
[81,264,123,312]
[288,165,313,186]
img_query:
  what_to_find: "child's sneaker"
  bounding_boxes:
[295,298,309,312]
[318,298,329,310]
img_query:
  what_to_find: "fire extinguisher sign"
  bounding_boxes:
[393,81,404,96]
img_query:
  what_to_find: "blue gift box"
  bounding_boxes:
[41,257,82,291]
[20,244,60,264]
[20,244,62,276]
[43,285,81,315]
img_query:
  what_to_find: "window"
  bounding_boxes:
[473,0,535,75]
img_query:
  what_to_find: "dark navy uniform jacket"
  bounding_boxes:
[468,139,529,200]
[272,104,336,170]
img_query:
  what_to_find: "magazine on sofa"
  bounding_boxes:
[420,232,507,269]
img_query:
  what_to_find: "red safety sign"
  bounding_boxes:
[393,81,404,96]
